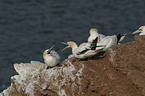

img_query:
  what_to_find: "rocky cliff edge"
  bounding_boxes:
[1,35,145,96]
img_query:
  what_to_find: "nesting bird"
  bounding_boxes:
[61,27,127,62]
[132,26,145,35]
[88,28,126,51]
[62,37,105,60]
[97,33,127,51]
[97,35,119,51]
[43,46,60,67]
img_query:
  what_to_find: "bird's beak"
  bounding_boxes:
[61,42,70,51]
[49,45,55,51]
[132,29,141,34]
[61,46,70,51]
[61,42,67,45]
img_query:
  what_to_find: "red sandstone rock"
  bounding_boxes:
[1,35,145,96]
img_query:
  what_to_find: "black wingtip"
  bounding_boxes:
[91,37,98,50]
[77,49,89,55]
[117,34,121,43]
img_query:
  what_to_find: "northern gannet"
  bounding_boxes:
[97,33,127,51]
[43,46,60,67]
[62,37,105,60]
[132,26,145,35]
[88,28,105,43]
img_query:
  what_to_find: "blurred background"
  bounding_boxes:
[0,0,145,92]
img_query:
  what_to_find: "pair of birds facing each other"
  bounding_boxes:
[62,28,127,61]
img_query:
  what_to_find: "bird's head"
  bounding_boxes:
[88,28,99,43]
[61,41,78,51]
[89,28,98,34]
[43,46,54,58]
[132,26,145,34]
[67,41,77,48]
[139,26,145,32]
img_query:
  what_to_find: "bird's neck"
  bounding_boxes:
[88,32,99,42]
[91,32,98,36]
[43,51,47,58]
[71,45,78,52]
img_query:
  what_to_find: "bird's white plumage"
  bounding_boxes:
[88,29,99,43]
[66,41,104,59]
[88,28,105,43]
[98,34,106,41]
[97,33,126,51]
[62,28,126,60]
[97,35,117,51]
[43,50,60,67]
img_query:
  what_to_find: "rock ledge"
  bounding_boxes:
[1,35,145,96]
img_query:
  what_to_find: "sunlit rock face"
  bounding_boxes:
[0,60,84,96]
[1,35,145,96]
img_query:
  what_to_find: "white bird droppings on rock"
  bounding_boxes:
[1,60,84,96]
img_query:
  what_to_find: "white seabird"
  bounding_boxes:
[88,28,105,43]
[66,42,87,59]
[43,46,60,67]
[132,26,145,35]
[97,35,118,51]
[97,33,127,51]
[62,37,105,60]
